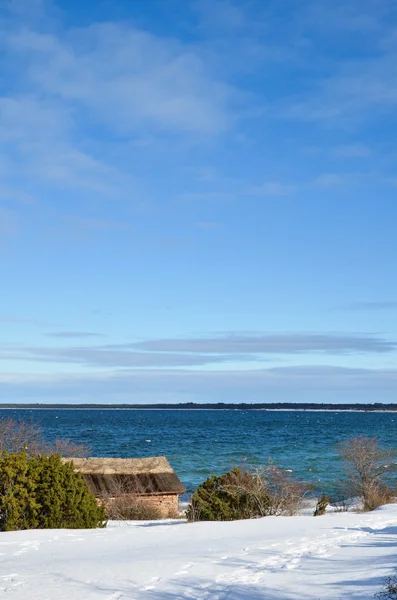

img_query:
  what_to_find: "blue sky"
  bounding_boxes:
[1,0,397,404]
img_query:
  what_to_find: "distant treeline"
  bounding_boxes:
[0,402,397,411]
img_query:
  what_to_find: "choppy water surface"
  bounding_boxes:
[1,409,396,497]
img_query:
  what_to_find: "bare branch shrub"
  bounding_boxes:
[0,418,45,455]
[93,474,176,520]
[376,571,397,600]
[329,497,351,512]
[0,418,89,457]
[358,481,393,512]
[51,438,90,458]
[338,436,394,511]
[187,463,309,522]
[105,495,162,520]
[257,462,310,516]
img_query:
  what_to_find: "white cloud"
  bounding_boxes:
[0,3,246,224]
[6,24,236,135]
[313,173,347,188]
[334,144,371,158]
[301,0,392,32]
[193,0,251,32]
[335,301,397,311]
[246,181,295,196]
[0,207,18,236]
[287,48,397,125]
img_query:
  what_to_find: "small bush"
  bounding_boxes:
[187,467,269,522]
[0,451,107,531]
[314,494,329,516]
[0,417,89,458]
[187,464,308,522]
[0,418,44,455]
[259,463,309,516]
[338,436,394,511]
[360,482,393,512]
[329,497,351,512]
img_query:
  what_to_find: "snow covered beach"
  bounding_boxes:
[1,505,397,599]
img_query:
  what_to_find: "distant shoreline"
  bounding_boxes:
[1,402,397,412]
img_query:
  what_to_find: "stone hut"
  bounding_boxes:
[64,456,185,518]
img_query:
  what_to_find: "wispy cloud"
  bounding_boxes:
[0,2,246,228]
[195,220,222,230]
[312,174,349,188]
[333,144,371,158]
[335,301,397,311]
[0,94,129,206]
[2,332,395,371]
[301,0,392,33]
[0,207,18,236]
[278,1,397,128]
[45,332,106,339]
[5,24,237,136]
[134,333,396,355]
[69,216,131,232]
[194,0,251,33]
[0,316,46,326]
[287,46,397,126]
[0,343,249,368]
[246,181,295,196]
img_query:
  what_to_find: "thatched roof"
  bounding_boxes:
[63,456,185,496]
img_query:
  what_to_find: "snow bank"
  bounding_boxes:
[1,505,397,599]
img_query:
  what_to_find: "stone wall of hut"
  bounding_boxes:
[141,494,179,518]
[101,493,179,519]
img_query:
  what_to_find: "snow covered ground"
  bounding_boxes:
[1,505,397,599]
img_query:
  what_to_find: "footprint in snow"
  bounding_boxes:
[141,576,161,591]
[175,563,194,575]
[211,556,229,563]
[0,574,19,581]
[285,558,300,569]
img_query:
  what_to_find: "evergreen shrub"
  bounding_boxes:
[314,494,329,516]
[186,467,269,522]
[0,451,107,531]
[187,464,308,522]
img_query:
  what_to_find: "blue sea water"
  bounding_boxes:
[1,409,396,497]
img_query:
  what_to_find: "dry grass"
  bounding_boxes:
[105,495,163,520]
[93,474,178,520]
[359,482,394,512]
